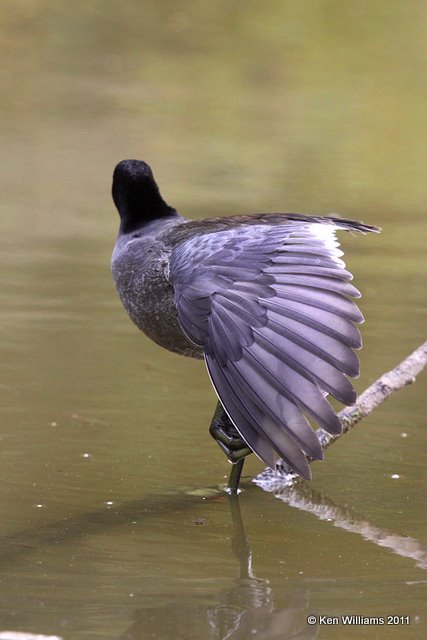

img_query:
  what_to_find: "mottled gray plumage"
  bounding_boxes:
[111,159,380,480]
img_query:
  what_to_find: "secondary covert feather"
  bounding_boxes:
[111,160,380,491]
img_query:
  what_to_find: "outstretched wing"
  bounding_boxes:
[169,218,366,478]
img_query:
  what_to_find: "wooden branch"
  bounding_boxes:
[259,340,427,481]
[318,339,427,449]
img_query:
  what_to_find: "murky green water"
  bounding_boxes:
[1,2,426,639]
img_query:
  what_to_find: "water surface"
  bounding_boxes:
[1,2,426,639]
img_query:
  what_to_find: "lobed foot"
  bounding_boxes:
[209,402,253,464]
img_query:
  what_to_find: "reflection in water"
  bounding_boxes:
[0,481,425,638]
[116,484,426,638]
[117,588,317,640]
[119,496,318,640]
[206,497,315,640]
[208,589,317,640]
[206,497,318,640]
[254,475,427,571]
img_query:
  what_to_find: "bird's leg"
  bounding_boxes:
[226,459,245,495]
[209,401,253,493]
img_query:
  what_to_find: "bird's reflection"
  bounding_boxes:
[119,495,318,640]
[0,478,425,639]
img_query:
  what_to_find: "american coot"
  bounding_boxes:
[111,159,380,492]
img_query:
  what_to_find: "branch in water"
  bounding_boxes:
[262,340,427,480]
[254,481,427,571]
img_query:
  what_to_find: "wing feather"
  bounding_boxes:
[169,217,375,475]
[262,300,362,348]
[205,356,278,469]
[206,356,313,477]
[273,284,364,322]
